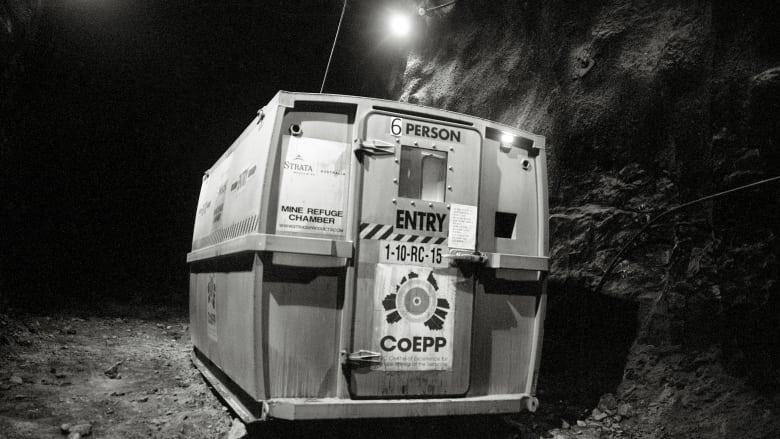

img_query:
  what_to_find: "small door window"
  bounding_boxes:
[398,146,447,202]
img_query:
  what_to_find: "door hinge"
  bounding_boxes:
[354,139,396,157]
[343,349,382,367]
[443,249,488,265]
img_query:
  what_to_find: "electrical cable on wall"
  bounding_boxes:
[594,175,780,295]
[419,1,457,16]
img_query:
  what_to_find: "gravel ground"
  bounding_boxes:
[0,309,523,439]
[0,310,233,438]
[3,307,776,439]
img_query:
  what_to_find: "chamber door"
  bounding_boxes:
[348,113,481,398]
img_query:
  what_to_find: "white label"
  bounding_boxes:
[373,264,455,371]
[206,275,217,341]
[447,203,478,250]
[379,240,448,268]
[276,136,349,236]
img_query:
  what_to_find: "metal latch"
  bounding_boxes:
[443,249,488,265]
[345,350,382,366]
[355,139,396,157]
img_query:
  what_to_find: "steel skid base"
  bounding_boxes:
[192,349,539,423]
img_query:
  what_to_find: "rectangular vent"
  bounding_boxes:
[494,211,517,238]
[290,101,357,123]
[373,105,473,126]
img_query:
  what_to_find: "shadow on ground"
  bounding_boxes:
[511,281,639,430]
[243,415,518,439]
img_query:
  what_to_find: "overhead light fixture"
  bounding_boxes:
[388,12,412,38]
[387,2,457,40]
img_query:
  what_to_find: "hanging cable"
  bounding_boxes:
[320,0,347,93]
[593,175,780,295]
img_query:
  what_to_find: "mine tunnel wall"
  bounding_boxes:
[388,0,780,431]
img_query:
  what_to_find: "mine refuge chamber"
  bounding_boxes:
[188,91,548,422]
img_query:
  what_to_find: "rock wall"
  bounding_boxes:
[395,0,779,436]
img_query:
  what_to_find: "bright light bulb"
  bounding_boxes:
[500,132,514,144]
[388,13,411,38]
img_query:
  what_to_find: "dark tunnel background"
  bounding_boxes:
[3,0,406,310]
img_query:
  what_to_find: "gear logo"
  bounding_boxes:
[382,271,450,330]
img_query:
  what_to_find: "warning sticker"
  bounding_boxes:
[276,136,350,236]
[206,275,217,341]
[447,203,478,250]
[373,264,455,371]
[212,182,227,225]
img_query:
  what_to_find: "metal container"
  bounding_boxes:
[188,91,548,422]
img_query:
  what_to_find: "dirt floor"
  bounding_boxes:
[1,304,777,439]
[0,308,233,438]
[0,306,525,439]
